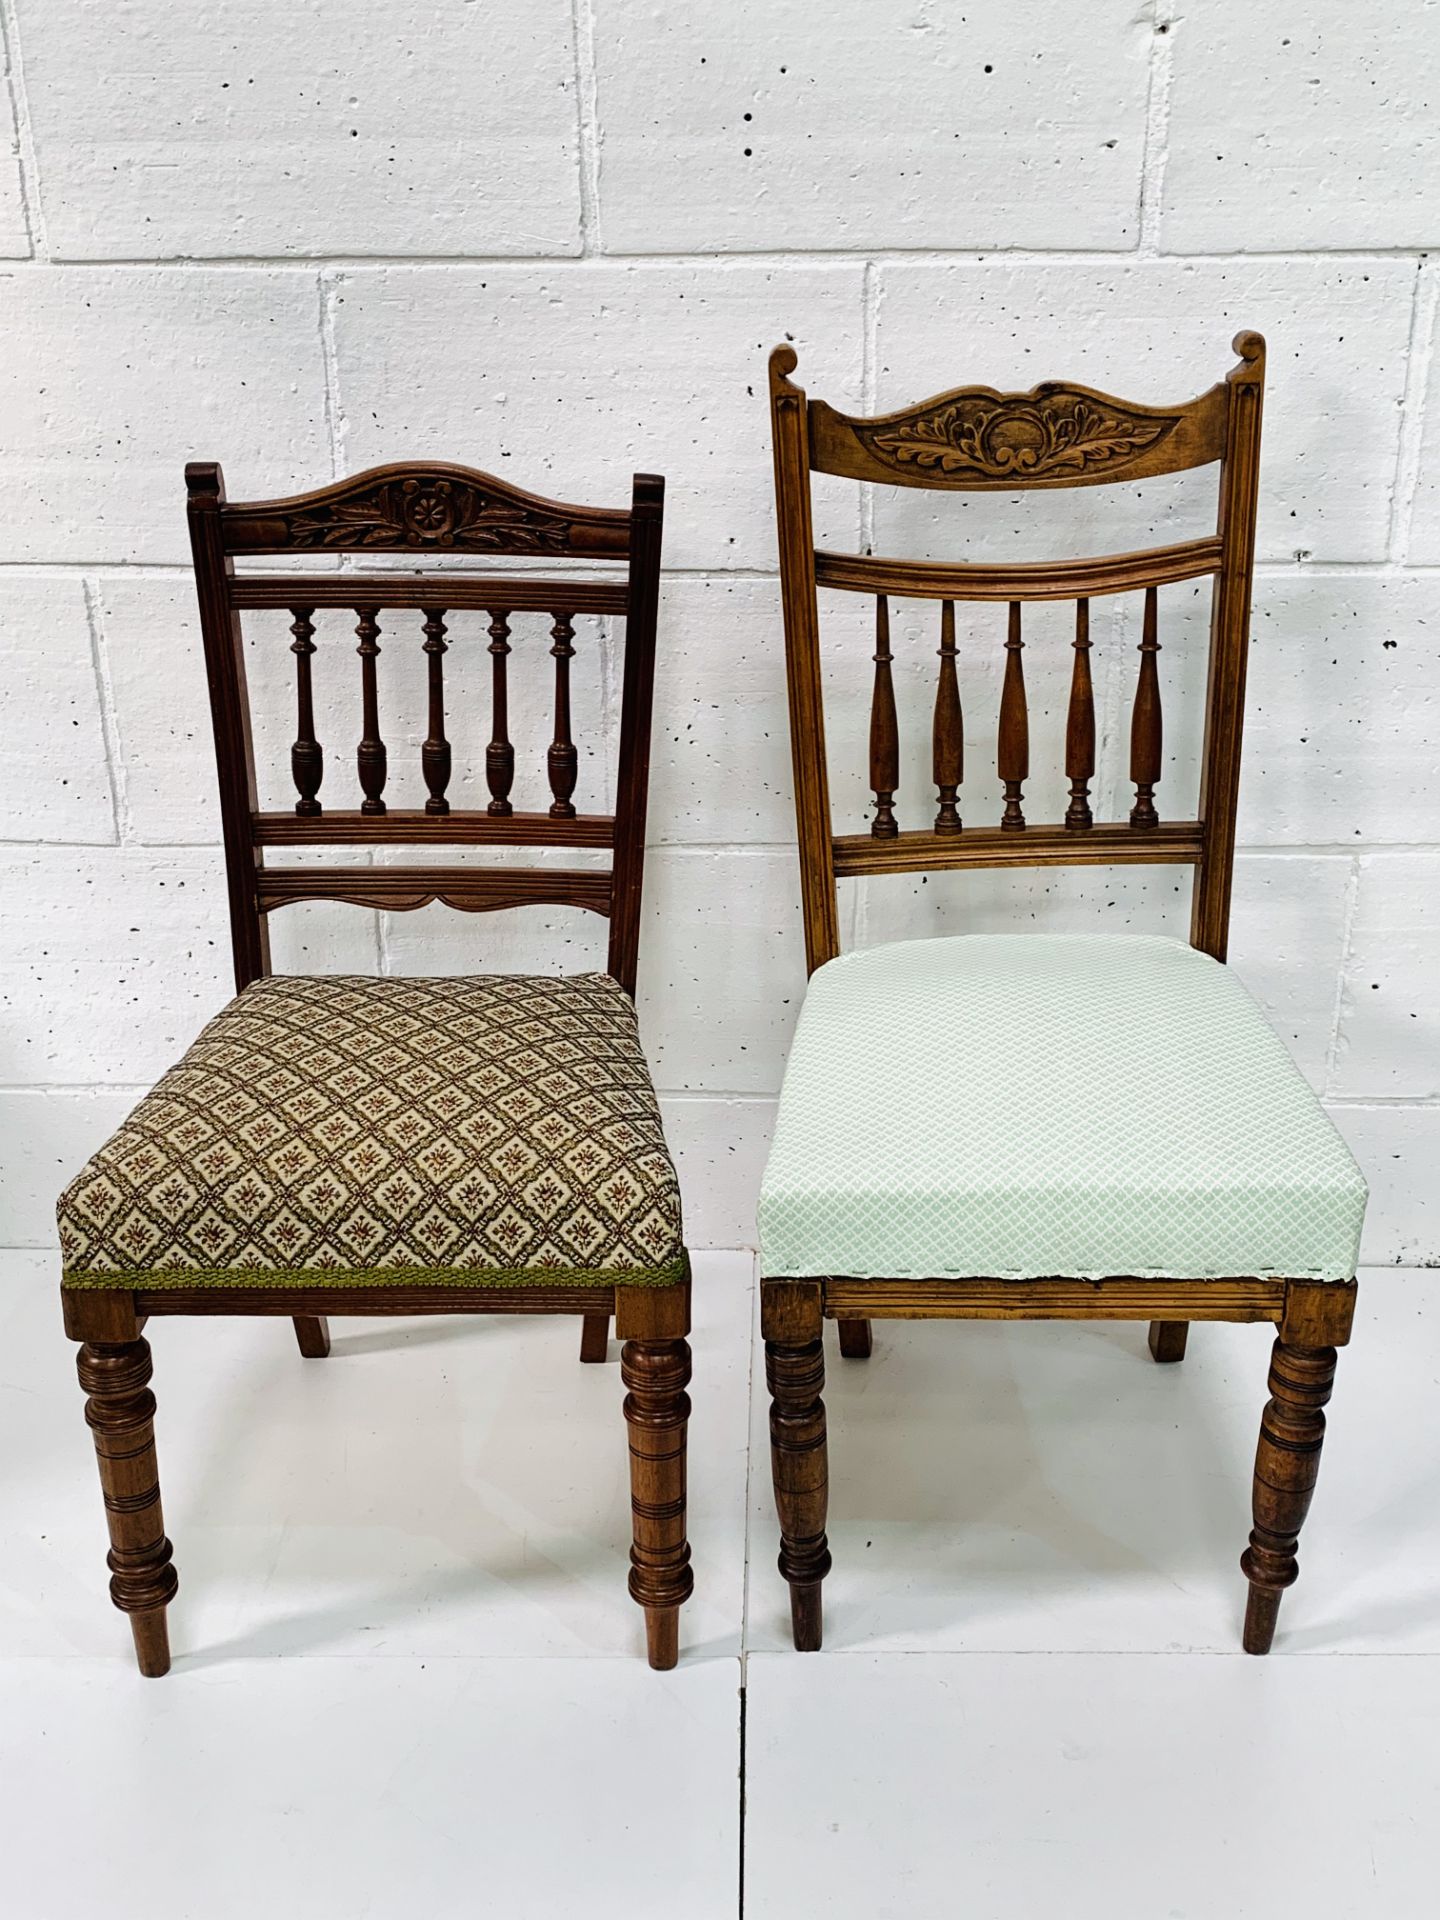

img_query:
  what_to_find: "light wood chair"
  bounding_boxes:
[58,459,693,1672]
[761,334,1367,1654]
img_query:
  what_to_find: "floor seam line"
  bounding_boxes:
[738,1675,748,1918]
[737,1255,757,1915]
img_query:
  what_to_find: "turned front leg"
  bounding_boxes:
[1241,1336,1337,1654]
[77,1337,178,1676]
[621,1335,693,1669]
[765,1335,831,1651]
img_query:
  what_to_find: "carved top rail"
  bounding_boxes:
[799,354,1229,492]
[215,461,633,560]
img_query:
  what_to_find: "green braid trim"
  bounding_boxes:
[62,1253,689,1293]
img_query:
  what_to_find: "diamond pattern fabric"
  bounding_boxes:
[59,973,685,1290]
[758,935,1366,1283]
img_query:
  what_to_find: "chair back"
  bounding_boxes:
[768,334,1265,973]
[186,460,664,995]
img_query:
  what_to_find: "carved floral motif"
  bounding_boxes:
[858,392,1180,482]
[284,477,573,552]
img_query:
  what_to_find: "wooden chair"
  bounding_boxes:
[762,335,1368,1654]
[58,460,693,1673]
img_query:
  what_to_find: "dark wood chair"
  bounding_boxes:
[762,335,1368,1654]
[58,460,693,1672]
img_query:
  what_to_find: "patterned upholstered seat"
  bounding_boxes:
[759,934,1366,1285]
[60,972,686,1291]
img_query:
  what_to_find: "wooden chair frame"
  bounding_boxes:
[62,460,693,1672]
[764,334,1359,1655]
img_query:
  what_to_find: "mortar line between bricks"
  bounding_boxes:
[1136,0,1176,258]
[1323,1097,1440,1112]
[1232,843,1440,857]
[4,246,1436,270]
[1386,259,1437,565]
[6,836,1440,857]
[0,1085,154,1095]
[858,260,878,556]
[569,0,602,256]
[318,269,347,480]
[1252,562,1440,578]
[0,0,46,256]
[596,603,619,857]
[1098,587,1136,819]
[1322,855,1364,1101]
[9,561,1440,582]
[79,576,131,846]
[373,901,390,979]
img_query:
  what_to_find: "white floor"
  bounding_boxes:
[1,1252,1436,1917]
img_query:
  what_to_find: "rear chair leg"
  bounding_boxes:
[837,1319,872,1359]
[77,1336,178,1677]
[1148,1320,1189,1363]
[292,1315,330,1358]
[1241,1336,1339,1654]
[579,1313,610,1363]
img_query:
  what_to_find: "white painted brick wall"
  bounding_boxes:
[10,0,584,259]
[590,2,1153,253]
[0,1,1436,1265]
[1159,7,1440,253]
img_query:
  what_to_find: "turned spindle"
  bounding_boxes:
[1130,585,1162,829]
[998,600,1028,831]
[420,606,451,816]
[354,607,387,815]
[869,595,899,837]
[486,610,515,816]
[932,598,963,833]
[289,607,323,816]
[547,611,578,819]
[1065,597,1095,829]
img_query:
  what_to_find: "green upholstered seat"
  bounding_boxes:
[758,934,1366,1285]
[59,972,685,1291]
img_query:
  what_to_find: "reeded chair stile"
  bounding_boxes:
[761,336,1368,1654]
[58,458,694,1672]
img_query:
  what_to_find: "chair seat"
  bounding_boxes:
[59,973,685,1291]
[758,934,1366,1284]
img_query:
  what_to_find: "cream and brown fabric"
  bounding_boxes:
[59,973,685,1290]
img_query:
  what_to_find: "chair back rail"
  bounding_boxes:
[768,334,1265,974]
[186,460,664,996]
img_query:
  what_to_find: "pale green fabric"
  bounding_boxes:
[758,935,1366,1283]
